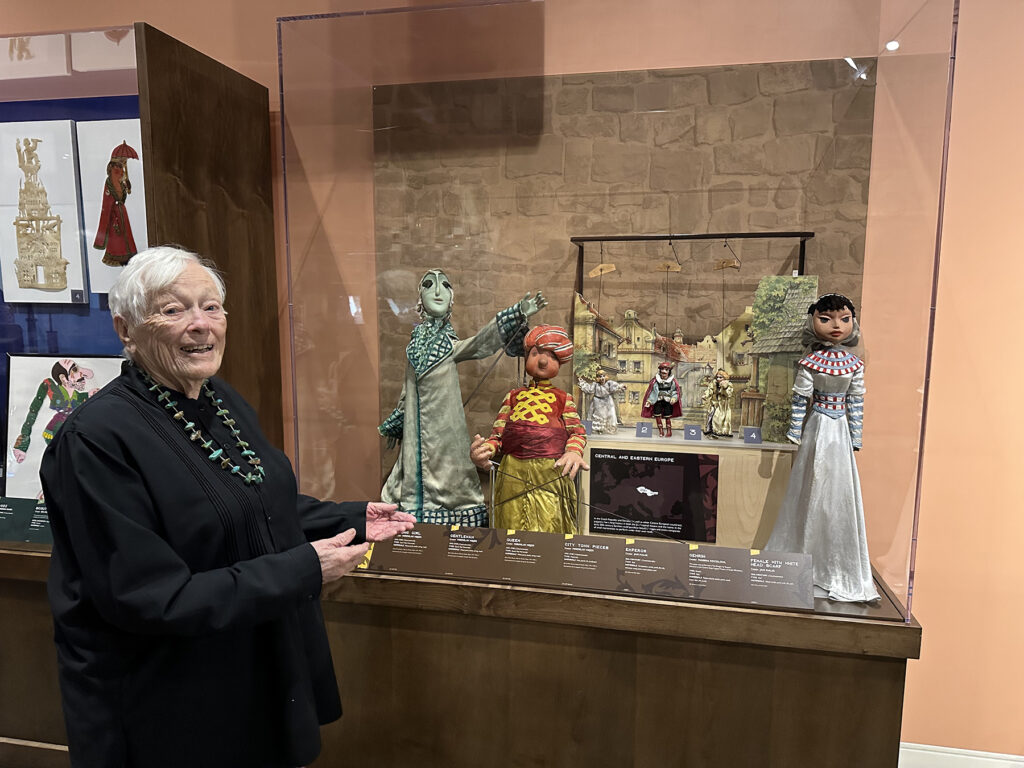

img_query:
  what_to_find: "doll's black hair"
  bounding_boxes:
[807,293,856,317]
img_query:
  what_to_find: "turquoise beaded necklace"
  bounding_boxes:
[142,371,266,485]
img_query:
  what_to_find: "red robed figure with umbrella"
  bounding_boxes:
[93,140,139,266]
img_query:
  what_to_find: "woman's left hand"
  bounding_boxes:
[366,502,416,541]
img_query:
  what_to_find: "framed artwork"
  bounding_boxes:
[76,119,148,293]
[3,354,123,500]
[70,29,137,73]
[0,34,70,80]
[0,120,88,304]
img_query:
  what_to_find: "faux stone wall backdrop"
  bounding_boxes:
[373,58,875,471]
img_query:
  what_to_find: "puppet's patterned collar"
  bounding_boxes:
[407,317,459,377]
[799,348,864,376]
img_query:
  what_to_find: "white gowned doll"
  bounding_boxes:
[765,293,879,603]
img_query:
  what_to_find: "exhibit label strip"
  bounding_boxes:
[360,524,813,610]
[0,497,51,544]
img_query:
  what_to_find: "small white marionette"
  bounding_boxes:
[378,268,546,527]
[577,370,624,434]
[701,368,734,438]
[641,361,682,437]
[765,293,879,602]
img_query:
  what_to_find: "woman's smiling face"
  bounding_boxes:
[121,261,227,398]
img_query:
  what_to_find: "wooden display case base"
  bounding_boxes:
[317,573,919,768]
[0,553,919,768]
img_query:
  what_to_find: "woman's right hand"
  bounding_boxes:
[311,528,371,585]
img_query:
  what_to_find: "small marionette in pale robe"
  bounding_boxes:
[470,325,588,534]
[577,370,624,434]
[702,368,734,438]
[94,142,139,266]
[765,293,880,603]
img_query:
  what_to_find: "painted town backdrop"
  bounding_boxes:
[573,274,819,442]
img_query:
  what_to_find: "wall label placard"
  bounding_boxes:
[0,497,51,544]
[361,524,813,610]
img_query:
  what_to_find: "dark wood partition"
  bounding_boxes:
[135,22,282,448]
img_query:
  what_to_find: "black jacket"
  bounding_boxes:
[42,363,366,768]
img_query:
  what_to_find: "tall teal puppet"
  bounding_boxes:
[378,269,547,526]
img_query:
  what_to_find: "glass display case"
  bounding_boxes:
[278,0,957,622]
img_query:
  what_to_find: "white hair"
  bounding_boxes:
[108,245,226,328]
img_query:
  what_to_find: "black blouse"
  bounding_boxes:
[41,362,366,768]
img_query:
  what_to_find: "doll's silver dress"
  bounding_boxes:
[766,348,879,602]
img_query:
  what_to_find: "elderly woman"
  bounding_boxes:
[41,246,414,767]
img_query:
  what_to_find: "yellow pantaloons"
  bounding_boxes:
[491,454,578,534]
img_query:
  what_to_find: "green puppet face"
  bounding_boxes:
[419,269,453,318]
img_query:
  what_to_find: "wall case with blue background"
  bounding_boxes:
[1,29,143,527]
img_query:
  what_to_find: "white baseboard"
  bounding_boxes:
[900,743,1024,768]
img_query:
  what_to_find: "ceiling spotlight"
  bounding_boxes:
[885,40,900,51]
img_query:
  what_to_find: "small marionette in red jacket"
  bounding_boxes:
[641,361,682,437]
[470,325,588,533]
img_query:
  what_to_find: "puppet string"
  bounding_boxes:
[461,319,530,409]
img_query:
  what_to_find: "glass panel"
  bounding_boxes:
[280,0,956,620]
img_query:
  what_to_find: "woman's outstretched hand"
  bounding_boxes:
[365,502,416,542]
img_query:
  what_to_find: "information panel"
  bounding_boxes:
[0,497,51,544]
[361,524,812,610]
[587,448,718,542]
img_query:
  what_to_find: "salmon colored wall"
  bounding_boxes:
[4,0,1021,756]
[900,0,1024,755]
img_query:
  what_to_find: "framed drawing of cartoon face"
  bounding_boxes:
[3,353,123,501]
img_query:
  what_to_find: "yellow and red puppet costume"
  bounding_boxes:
[471,325,588,533]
